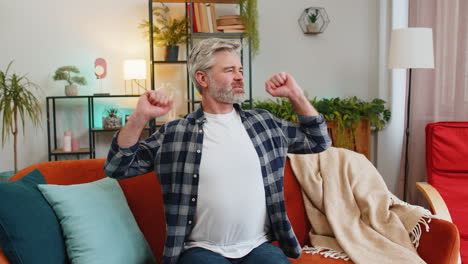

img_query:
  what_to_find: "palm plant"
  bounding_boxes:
[0,61,42,173]
[139,3,189,47]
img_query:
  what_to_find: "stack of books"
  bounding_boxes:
[216,15,244,33]
[187,3,244,34]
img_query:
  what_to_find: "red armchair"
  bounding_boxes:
[417,121,468,263]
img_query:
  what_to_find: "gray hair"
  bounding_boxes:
[187,38,241,94]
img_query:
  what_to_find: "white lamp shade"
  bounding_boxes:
[388,27,434,69]
[123,60,147,80]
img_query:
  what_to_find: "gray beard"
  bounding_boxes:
[208,79,247,104]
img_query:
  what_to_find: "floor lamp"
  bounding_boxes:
[388,27,434,201]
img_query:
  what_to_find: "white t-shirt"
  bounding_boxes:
[184,108,270,258]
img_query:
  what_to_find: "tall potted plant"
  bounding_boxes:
[139,3,189,61]
[0,61,42,174]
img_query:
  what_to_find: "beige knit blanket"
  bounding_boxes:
[288,148,432,264]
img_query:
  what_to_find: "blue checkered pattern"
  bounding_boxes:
[104,104,331,264]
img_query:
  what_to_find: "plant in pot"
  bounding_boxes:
[102,107,122,129]
[311,96,391,157]
[307,8,320,33]
[249,96,391,158]
[139,3,189,61]
[0,61,42,176]
[53,66,87,96]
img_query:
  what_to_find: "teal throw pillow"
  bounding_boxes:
[0,169,68,264]
[38,177,156,264]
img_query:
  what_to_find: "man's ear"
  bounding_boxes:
[195,71,209,89]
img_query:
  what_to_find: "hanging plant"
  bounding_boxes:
[238,0,259,57]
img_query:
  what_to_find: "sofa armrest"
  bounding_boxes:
[418,218,460,264]
[0,249,10,264]
[416,182,452,222]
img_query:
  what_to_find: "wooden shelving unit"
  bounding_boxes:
[148,0,253,113]
[46,95,161,161]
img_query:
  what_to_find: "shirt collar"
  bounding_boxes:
[185,103,246,124]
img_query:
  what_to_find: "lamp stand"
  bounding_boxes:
[124,79,147,95]
[403,68,413,201]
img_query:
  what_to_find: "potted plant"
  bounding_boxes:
[53,66,87,96]
[102,107,122,129]
[139,3,189,61]
[248,96,391,159]
[307,8,320,33]
[0,61,42,175]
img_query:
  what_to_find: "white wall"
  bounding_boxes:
[253,0,379,100]
[375,0,408,195]
[0,0,150,169]
[0,0,385,185]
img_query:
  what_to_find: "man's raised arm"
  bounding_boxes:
[103,91,173,179]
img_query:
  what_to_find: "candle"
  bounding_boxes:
[63,133,72,152]
[72,138,80,152]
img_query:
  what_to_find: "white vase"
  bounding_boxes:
[307,23,320,33]
[65,85,78,96]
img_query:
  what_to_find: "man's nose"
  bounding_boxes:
[234,70,243,81]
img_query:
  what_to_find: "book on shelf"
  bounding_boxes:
[187,3,199,33]
[222,29,245,33]
[210,4,218,32]
[206,3,214,33]
[217,24,245,30]
[218,15,241,19]
[193,3,202,33]
[216,18,243,26]
[198,3,210,32]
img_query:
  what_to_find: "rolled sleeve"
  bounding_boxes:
[104,128,163,179]
[297,113,325,126]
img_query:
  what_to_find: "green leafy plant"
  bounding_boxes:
[308,9,319,23]
[311,96,391,148]
[249,96,391,150]
[310,96,391,131]
[238,0,259,57]
[0,61,42,173]
[139,3,189,47]
[53,66,87,86]
[105,107,120,118]
[251,98,298,123]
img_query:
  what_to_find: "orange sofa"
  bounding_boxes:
[0,158,460,264]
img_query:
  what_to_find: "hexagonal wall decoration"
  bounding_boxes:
[298,7,330,34]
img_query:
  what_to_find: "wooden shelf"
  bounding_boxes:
[153,60,187,64]
[91,122,166,132]
[153,0,237,3]
[192,32,244,38]
[51,148,91,155]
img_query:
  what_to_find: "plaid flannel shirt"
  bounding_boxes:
[104,104,331,264]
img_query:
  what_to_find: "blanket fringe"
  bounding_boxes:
[410,210,433,248]
[390,196,434,249]
[303,245,350,261]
